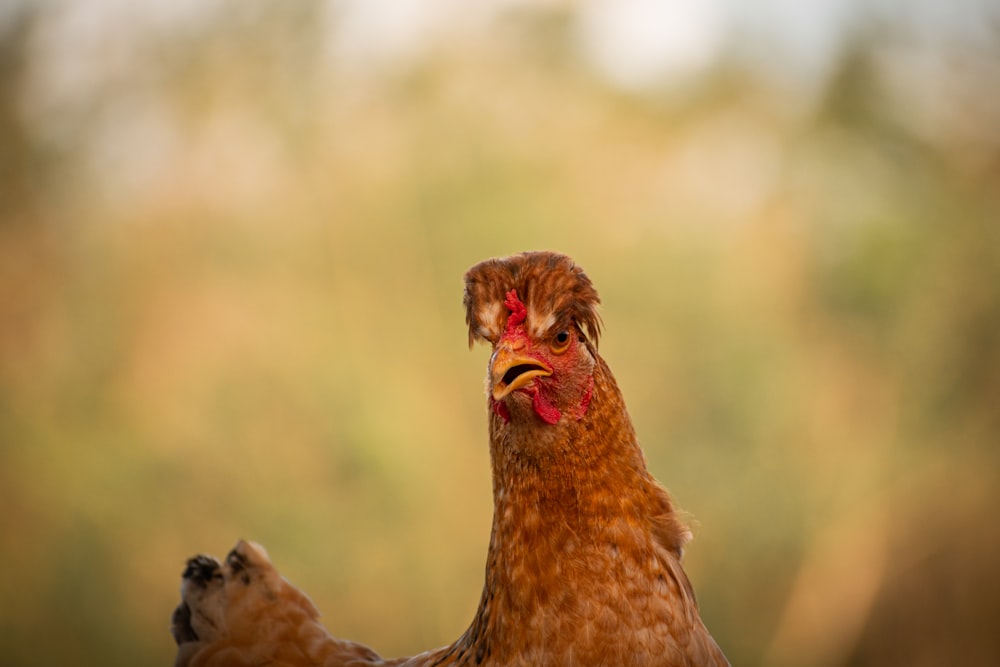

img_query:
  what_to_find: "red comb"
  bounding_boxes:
[504,289,527,334]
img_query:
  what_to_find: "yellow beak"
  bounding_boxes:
[491,346,552,400]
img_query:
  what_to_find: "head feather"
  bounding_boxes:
[463,251,602,348]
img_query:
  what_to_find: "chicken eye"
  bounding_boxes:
[550,330,572,354]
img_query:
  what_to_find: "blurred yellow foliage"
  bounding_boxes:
[1,3,998,666]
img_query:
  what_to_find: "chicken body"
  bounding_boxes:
[173,251,729,667]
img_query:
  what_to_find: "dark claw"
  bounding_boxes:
[225,545,249,574]
[171,602,198,645]
[182,554,222,585]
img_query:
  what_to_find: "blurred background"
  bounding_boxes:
[1,0,999,665]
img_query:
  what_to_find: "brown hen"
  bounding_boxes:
[173,251,729,666]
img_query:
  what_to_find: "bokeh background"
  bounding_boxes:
[1,0,999,665]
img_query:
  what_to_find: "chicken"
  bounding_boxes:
[171,542,384,667]
[172,251,729,666]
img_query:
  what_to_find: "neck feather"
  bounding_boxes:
[451,355,681,662]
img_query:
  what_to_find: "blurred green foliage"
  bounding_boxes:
[1,3,998,666]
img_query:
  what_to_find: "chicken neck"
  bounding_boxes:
[442,355,680,664]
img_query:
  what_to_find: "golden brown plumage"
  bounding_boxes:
[172,251,729,666]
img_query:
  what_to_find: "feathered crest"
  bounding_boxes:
[463,251,602,348]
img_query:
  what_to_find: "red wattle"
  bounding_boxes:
[532,390,562,425]
[491,397,510,423]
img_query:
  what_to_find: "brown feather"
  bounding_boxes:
[464,251,602,348]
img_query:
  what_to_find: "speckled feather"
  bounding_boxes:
[464,252,603,349]
[173,251,729,667]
